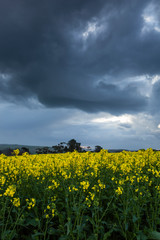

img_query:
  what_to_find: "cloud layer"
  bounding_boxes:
[1,0,160,148]
[0,0,160,114]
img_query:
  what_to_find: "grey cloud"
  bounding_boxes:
[150,81,160,113]
[0,0,159,114]
[119,123,132,129]
[1,101,160,149]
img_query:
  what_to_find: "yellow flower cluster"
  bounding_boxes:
[0,147,160,227]
[68,185,78,192]
[44,202,56,218]
[48,180,60,190]
[26,198,36,210]
[115,186,123,195]
[13,149,20,156]
[4,185,16,197]
[11,197,20,207]
[0,175,6,185]
[80,181,90,191]
[98,179,105,190]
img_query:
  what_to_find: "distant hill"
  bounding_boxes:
[0,144,138,155]
[108,149,132,153]
[0,144,50,154]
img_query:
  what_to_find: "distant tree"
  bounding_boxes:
[0,148,21,156]
[52,142,68,153]
[43,147,49,154]
[36,148,43,154]
[21,147,30,154]
[4,148,14,156]
[67,139,82,152]
[94,145,103,152]
[52,139,82,153]
[36,147,51,154]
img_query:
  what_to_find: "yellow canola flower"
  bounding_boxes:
[13,149,20,156]
[89,192,95,201]
[68,185,78,192]
[0,147,160,218]
[52,180,59,187]
[85,197,91,207]
[12,197,20,207]
[4,185,16,197]
[52,209,55,217]
[26,198,36,210]
[80,181,90,190]
[115,187,123,195]
[0,176,6,185]
[48,180,60,190]
[98,180,105,189]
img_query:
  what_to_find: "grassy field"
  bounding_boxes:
[0,149,160,240]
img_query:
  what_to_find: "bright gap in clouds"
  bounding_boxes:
[92,114,133,124]
[82,22,97,38]
[82,18,105,40]
[142,2,160,34]
[151,75,160,85]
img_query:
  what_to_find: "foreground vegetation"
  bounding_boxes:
[0,149,160,239]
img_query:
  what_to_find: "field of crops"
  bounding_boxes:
[0,149,160,240]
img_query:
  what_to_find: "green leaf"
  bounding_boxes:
[103,229,114,240]
[87,234,97,240]
[65,218,72,235]
[133,215,138,223]
[87,216,95,226]
[31,232,44,238]
[47,227,57,235]
[58,236,69,240]
[125,223,128,231]
[1,230,17,240]
[136,231,148,240]
[26,218,39,227]
[148,231,160,240]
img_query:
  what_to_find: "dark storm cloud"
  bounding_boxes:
[0,0,159,114]
[150,81,160,113]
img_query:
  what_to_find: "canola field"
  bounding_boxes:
[0,149,160,240]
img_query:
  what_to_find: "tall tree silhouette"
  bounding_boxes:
[94,145,103,152]
[67,139,81,152]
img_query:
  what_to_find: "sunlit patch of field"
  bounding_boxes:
[0,149,160,240]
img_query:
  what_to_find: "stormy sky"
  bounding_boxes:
[0,0,160,149]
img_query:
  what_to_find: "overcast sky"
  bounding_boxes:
[0,0,160,150]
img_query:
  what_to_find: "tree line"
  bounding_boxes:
[36,139,103,154]
[0,139,103,156]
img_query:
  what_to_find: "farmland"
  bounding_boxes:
[0,149,160,239]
